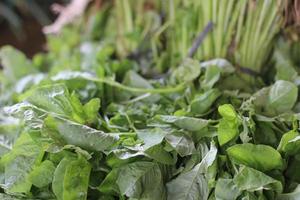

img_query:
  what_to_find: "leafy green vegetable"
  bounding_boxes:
[29,160,55,188]
[0,133,44,195]
[43,116,118,152]
[166,143,217,200]
[227,143,283,171]
[0,1,299,199]
[215,178,240,200]
[116,161,165,200]
[268,80,298,114]
[218,104,241,146]
[233,166,282,193]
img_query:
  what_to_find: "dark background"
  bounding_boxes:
[0,0,68,57]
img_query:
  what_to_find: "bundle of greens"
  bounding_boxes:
[1,0,300,200]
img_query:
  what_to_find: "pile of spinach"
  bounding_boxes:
[1,2,300,200]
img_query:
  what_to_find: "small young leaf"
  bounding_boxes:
[29,160,55,188]
[190,89,221,115]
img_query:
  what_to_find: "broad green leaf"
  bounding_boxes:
[21,84,85,123]
[218,119,239,146]
[154,115,210,131]
[165,132,195,156]
[63,156,91,200]
[137,128,167,149]
[227,143,283,171]
[268,80,298,114]
[29,160,55,188]
[233,167,282,193]
[282,136,300,156]
[166,143,217,200]
[83,98,101,123]
[145,144,174,165]
[218,104,238,121]
[171,58,201,82]
[43,116,118,152]
[215,178,240,200]
[53,156,91,200]
[98,168,120,195]
[52,157,75,200]
[116,161,166,200]
[217,104,240,146]
[191,89,221,115]
[278,130,300,155]
[0,133,44,195]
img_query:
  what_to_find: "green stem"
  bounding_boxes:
[88,77,186,94]
[109,132,137,137]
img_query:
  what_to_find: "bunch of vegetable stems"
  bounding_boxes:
[108,0,283,77]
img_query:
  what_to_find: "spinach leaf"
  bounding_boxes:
[268,80,298,114]
[227,143,283,171]
[233,166,282,193]
[0,133,44,195]
[43,116,118,152]
[116,161,166,200]
[166,143,217,200]
[217,104,241,146]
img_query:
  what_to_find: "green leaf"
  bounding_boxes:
[83,98,101,123]
[52,157,74,200]
[227,143,283,171]
[53,155,91,200]
[154,115,210,131]
[281,136,300,156]
[233,167,282,193]
[0,46,36,83]
[137,128,167,150]
[268,80,298,114]
[63,156,91,200]
[116,161,166,200]
[217,104,240,146]
[22,84,85,123]
[218,104,238,121]
[29,160,55,188]
[145,144,174,165]
[0,133,44,195]
[166,143,217,200]
[278,130,300,155]
[165,132,195,156]
[171,58,201,83]
[43,116,118,152]
[215,178,240,200]
[98,168,120,195]
[201,65,221,90]
[190,89,221,115]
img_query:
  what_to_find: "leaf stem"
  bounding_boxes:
[89,77,185,94]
